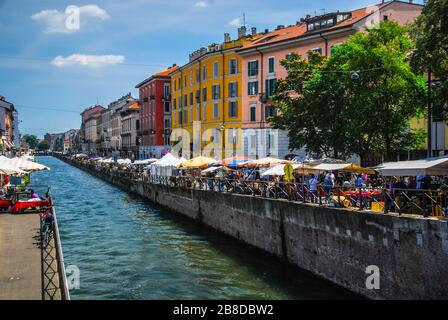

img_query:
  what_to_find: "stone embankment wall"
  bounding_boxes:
[61,157,448,300]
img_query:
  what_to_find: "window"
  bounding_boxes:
[265,106,277,118]
[383,15,388,21]
[173,98,177,110]
[164,101,170,113]
[183,108,188,123]
[178,111,182,124]
[190,72,193,85]
[202,87,207,102]
[189,92,194,106]
[229,101,238,118]
[212,85,220,100]
[248,60,259,77]
[213,61,219,77]
[184,94,188,107]
[203,104,207,120]
[250,105,257,122]
[265,79,277,97]
[196,90,200,103]
[202,65,207,80]
[228,82,237,98]
[213,103,219,119]
[268,57,275,74]
[178,78,181,90]
[196,69,200,82]
[229,59,237,75]
[184,75,187,87]
[250,135,256,148]
[248,81,259,96]
[164,84,170,98]
[228,128,238,145]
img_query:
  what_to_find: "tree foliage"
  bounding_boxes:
[36,140,50,151]
[22,134,38,149]
[270,21,426,161]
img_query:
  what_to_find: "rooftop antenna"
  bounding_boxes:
[321,9,326,15]
[96,97,99,105]
[243,12,246,27]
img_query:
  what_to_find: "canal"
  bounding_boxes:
[30,156,358,300]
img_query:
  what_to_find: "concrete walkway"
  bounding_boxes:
[0,214,42,300]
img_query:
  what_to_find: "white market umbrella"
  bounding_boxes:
[0,162,27,176]
[0,156,49,172]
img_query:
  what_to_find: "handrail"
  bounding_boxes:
[61,156,448,218]
[52,205,70,300]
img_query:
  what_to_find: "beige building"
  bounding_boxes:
[120,101,140,159]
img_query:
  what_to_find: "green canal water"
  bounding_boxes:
[30,156,358,300]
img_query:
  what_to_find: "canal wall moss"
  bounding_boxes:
[62,157,448,300]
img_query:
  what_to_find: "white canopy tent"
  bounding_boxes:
[375,158,448,176]
[147,153,187,177]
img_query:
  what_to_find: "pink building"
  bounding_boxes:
[238,0,423,159]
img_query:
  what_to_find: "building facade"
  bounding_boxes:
[238,0,423,160]
[136,65,178,159]
[0,95,18,152]
[120,101,140,159]
[80,105,105,154]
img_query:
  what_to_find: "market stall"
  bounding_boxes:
[375,158,448,176]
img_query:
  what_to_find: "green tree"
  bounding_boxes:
[271,21,426,162]
[411,0,448,118]
[36,140,50,151]
[22,134,38,149]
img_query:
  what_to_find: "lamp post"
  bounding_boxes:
[427,69,432,158]
[219,124,225,160]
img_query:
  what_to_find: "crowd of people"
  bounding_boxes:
[70,154,448,217]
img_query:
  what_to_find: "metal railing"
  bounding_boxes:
[64,157,448,218]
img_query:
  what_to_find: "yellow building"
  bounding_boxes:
[171,29,260,159]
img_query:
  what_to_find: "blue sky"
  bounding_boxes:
[0,0,424,138]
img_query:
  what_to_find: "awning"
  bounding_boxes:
[375,158,448,176]
[213,156,253,167]
[261,164,319,176]
[131,159,158,165]
[178,156,217,169]
[238,157,291,167]
[312,163,375,174]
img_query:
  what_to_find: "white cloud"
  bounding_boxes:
[228,18,241,27]
[194,1,207,8]
[31,5,109,34]
[51,54,125,67]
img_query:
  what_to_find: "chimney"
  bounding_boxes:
[251,27,257,36]
[224,33,231,42]
[238,26,247,39]
[276,25,285,30]
[264,29,269,34]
